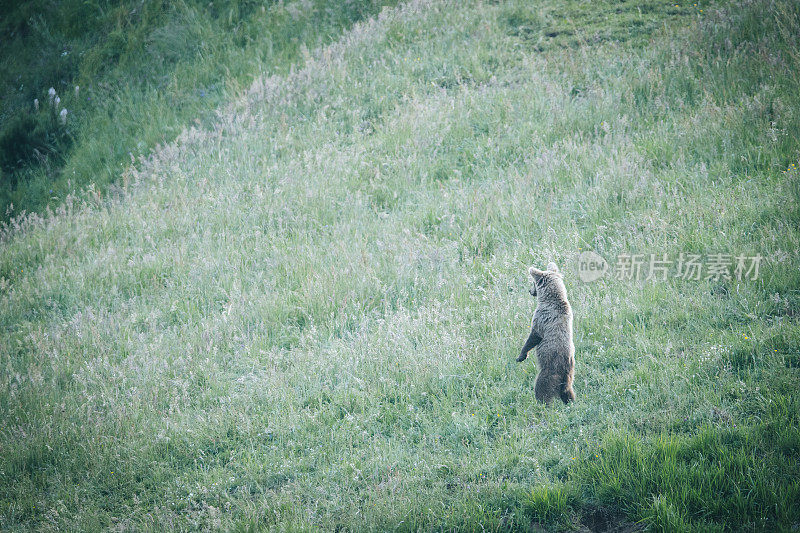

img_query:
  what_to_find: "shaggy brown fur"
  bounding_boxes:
[517,262,576,404]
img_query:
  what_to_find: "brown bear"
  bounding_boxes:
[517,262,576,404]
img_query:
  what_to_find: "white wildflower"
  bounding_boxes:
[54,95,61,107]
[59,108,68,125]
[74,85,79,98]
[34,98,39,111]
[48,87,56,103]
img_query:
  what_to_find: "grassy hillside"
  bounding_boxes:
[0,0,397,218]
[2,0,799,530]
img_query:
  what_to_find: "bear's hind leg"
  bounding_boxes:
[560,386,576,404]
[560,367,576,404]
[534,372,558,404]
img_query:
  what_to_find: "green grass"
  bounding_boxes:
[0,0,398,218]
[1,0,799,530]
[577,418,800,531]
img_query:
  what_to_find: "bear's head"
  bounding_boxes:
[528,262,567,303]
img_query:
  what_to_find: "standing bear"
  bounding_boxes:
[517,262,576,404]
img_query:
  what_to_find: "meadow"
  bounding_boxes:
[0,0,397,218]
[1,0,799,530]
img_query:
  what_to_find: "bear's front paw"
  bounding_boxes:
[517,352,528,362]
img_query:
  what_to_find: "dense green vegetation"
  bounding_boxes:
[0,0,397,217]
[1,0,798,530]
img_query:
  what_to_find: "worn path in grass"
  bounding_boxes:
[1,0,799,530]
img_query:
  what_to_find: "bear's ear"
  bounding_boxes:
[547,262,559,273]
[529,266,544,279]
